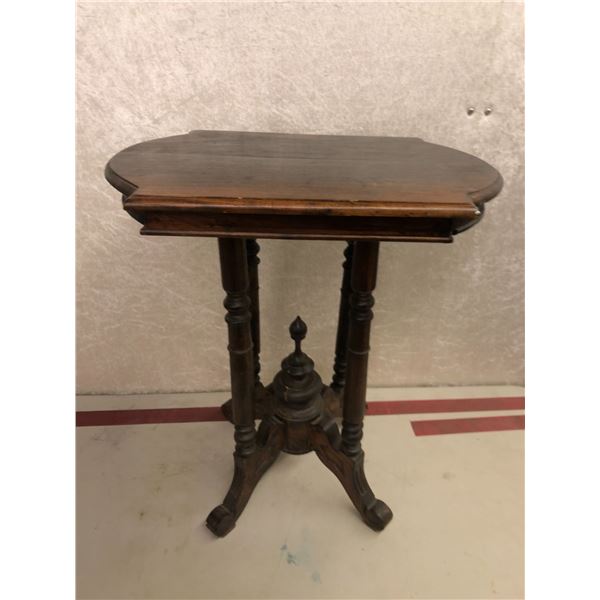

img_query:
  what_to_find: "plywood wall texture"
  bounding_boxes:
[76,1,524,394]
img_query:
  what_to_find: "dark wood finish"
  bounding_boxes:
[206,238,261,536]
[342,241,379,456]
[216,238,255,454]
[221,239,266,423]
[246,239,261,387]
[330,242,354,394]
[220,238,268,424]
[105,130,503,537]
[220,384,270,423]
[137,212,456,242]
[206,417,284,537]
[208,316,392,536]
[105,130,502,242]
[311,418,393,530]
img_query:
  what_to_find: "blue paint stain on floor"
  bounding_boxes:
[280,542,303,566]
[280,533,322,583]
[281,544,298,565]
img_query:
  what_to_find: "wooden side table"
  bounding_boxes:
[105,130,502,537]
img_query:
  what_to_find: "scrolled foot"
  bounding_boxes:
[205,418,284,537]
[206,504,237,537]
[364,499,393,531]
[311,418,393,532]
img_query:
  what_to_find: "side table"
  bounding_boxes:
[105,130,502,536]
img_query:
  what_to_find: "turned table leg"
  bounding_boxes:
[315,240,393,530]
[329,242,354,405]
[221,238,268,422]
[246,239,261,387]
[206,238,282,537]
[343,241,378,455]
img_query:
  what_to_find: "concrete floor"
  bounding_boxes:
[76,386,524,599]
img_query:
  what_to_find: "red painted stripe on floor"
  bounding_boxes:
[411,414,525,436]
[76,396,524,427]
[76,406,227,427]
[365,396,524,415]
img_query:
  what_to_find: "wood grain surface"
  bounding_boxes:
[105,130,503,241]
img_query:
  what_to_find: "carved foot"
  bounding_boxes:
[206,504,237,537]
[311,418,393,531]
[363,498,393,531]
[206,418,283,537]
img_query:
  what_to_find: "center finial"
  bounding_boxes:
[289,316,307,355]
[272,315,322,418]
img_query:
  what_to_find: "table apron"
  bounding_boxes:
[131,210,458,242]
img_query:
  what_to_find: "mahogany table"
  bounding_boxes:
[105,130,502,537]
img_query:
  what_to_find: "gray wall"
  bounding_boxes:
[76,1,524,395]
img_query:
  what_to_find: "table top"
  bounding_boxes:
[105,130,503,242]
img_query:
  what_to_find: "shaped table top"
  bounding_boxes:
[105,130,502,242]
